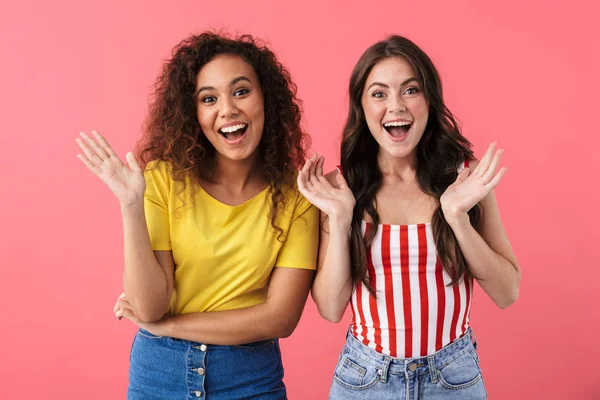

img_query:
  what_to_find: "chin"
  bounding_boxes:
[382,144,416,159]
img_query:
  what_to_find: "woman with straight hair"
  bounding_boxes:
[298,35,520,399]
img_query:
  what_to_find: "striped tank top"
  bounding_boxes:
[349,160,472,358]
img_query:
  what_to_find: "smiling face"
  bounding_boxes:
[361,56,429,160]
[194,54,265,162]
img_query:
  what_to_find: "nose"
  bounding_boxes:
[388,93,407,114]
[219,96,239,118]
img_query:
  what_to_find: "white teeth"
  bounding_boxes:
[383,121,412,127]
[220,124,247,133]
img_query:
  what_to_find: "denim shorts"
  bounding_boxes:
[329,328,487,400]
[128,328,286,400]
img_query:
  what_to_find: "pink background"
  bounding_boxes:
[1,0,599,398]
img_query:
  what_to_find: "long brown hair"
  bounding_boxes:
[137,32,309,239]
[341,35,481,293]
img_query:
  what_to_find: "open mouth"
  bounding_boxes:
[218,123,248,142]
[383,120,412,138]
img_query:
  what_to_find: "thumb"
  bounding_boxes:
[336,172,349,189]
[455,167,470,183]
[126,152,141,172]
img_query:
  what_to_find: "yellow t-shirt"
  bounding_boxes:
[143,161,318,315]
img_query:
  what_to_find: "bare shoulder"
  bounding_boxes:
[324,169,341,189]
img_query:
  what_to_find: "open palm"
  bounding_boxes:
[76,130,145,206]
[297,154,355,224]
[441,142,507,219]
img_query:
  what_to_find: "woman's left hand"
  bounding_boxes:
[440,142,507,225]
[114,292,167,336]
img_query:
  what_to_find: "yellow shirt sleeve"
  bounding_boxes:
[274,193,319,270]
[143,161,171,251]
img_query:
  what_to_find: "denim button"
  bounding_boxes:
[409,363,417,371]
[197,368,205,375]
[194,390,202,397]
[200,344,207,352]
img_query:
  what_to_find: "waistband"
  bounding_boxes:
[343,327,477,379]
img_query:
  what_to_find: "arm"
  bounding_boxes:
[441,143,521,309]
[121,210,174,322]
[120,267,314,345]
[76,130,173,322]
[298,155,356,323]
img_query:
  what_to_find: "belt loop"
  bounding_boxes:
[427,355,438,383]
[379,356,391,383]
[469,329,478,349]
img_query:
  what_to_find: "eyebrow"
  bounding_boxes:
[195,76,252,97]
[366,77,418,91]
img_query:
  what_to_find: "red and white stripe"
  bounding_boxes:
[350,221,473,358]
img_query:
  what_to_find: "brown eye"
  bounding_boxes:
[234,88,249,97]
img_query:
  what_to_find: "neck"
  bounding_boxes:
[210,151,265,190]
[377,149,418,180]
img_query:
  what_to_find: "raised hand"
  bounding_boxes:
[297,154,356,226]
[76,130,146,207]
[440,142,507,223]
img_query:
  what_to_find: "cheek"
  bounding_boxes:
[196,109,214,132]
[362,101,381,125]
[412,99,429,120]
[250,101,265,131]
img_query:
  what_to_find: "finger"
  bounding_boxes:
[300,158,314,188]
[315,155,325,177]
[121,308,138,323]
[125,152,142,172]
[486,167,507,190]
[297,170,312,195]
[308,153,318,175]
[301,156,313,175]
[76,137,104,167]
[474,142,496,176]
[80,132,109,160]
[117,299,131,308]
[76,154,101,176]
[482,149,503,183]
[91,130,117,158]
[114,301,126,315]
[297,170,306,191]
[308,154,319,186]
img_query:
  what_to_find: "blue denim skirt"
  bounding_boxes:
[128,328,286,400]
[329,328,487,400]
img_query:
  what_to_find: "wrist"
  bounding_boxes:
[443,210,470,230]
[162,316,176,337]
[120,200,145,215]
[328,214,353,232]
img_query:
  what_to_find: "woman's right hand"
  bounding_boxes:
[76,130,146,207]
[297,154,356,226]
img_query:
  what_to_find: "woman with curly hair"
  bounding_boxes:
[298,36,520,399]
[76,32,318,399]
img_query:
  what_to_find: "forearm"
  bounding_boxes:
[121,203,170,321]
[162,303,295,345]
[449,216,520,308]
[312,218,353,322]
